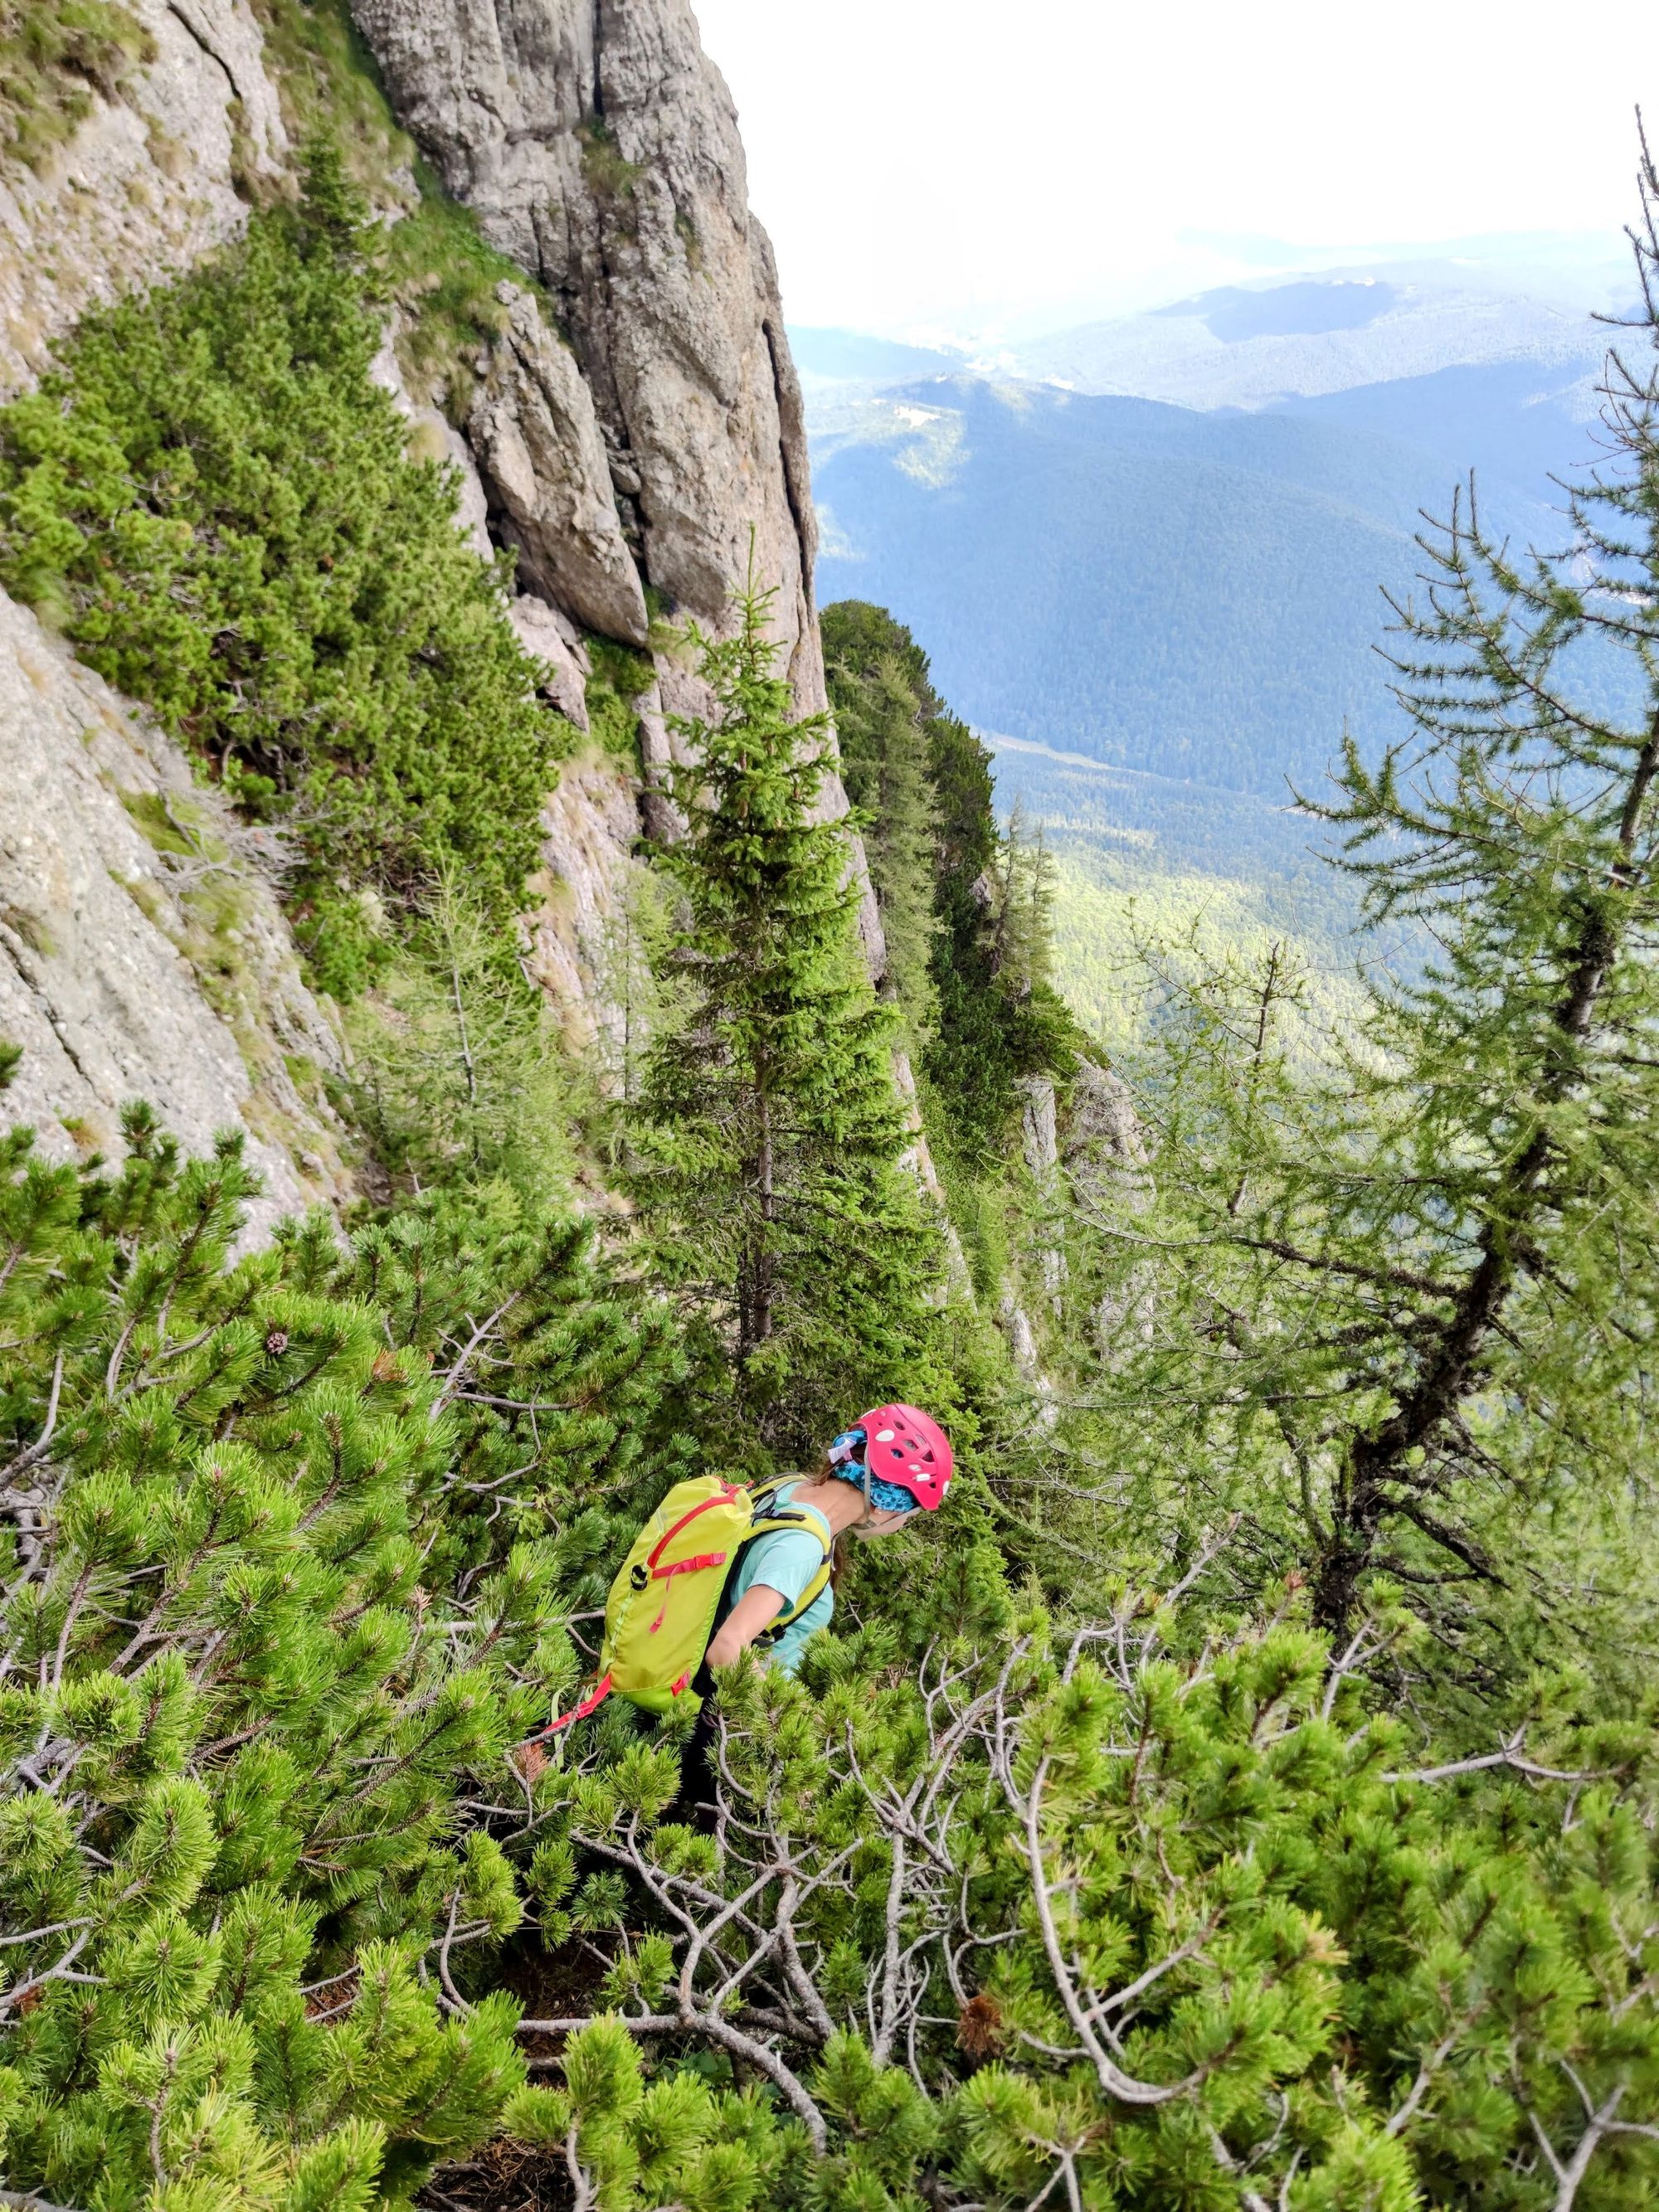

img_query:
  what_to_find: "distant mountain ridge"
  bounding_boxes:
[798,254,1624,1021]
[811,371,1564,800]
[1009,269,1606,411]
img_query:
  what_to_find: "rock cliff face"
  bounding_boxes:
[0,0,285,398]
[0,586,349,1237]
[347,0,825,711]
[347,0,886,982]
[2,0,902,1218]
[0,5,338,1220]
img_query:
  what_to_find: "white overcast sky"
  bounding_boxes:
[690,0,1647,339]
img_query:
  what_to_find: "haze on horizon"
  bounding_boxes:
[692,0,1648,342]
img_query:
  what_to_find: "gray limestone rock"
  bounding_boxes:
[0,0,285,396]
[0,588,350,1242]
[508,592,591,730]
[467,283,649,642]
[347,0,825,710]
[1064,1061,1155,1361]
[1020,1075,1066,1313]
[369,324,495,561]
[526,744,649,1087]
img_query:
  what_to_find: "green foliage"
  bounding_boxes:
[822,630,941,1036]
[7,38,1659,2212]
[250,0,413,191]
[625,587,942,1458]
[822,600,1078,1164]
[504,2022,804,2209]
[586,634,659,766]
[0,0,154,170]
[1039,247,1659,1685]
[382,167,531,421]
[0,1095,687,2203]
[252,0,536,415]
[347,863,590,1205]
[577,115,644,209]
[0,146,567,996]
[1041,831,1370,1057]
[531,1558,1659,2210]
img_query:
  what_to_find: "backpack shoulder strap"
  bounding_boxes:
[742,1486,834,1642]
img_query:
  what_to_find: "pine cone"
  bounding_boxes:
[513,1741,549,1786]
[956,1992,1003,2058]
[264,1327,289,1356]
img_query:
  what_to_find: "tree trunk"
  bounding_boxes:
[1313,723,1658,1638]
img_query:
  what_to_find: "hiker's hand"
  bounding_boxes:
[707,1583,788,1668]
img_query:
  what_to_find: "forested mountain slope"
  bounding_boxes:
[4,11,1659,2211]
[813,372,1563,796]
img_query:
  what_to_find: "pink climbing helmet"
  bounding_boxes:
[854,1403,953,1510]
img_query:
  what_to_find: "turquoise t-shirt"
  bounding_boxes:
[723,1480,834,1676]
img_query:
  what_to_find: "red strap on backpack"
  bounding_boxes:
[652,1550,727,1581]
[528,1671,614,1741]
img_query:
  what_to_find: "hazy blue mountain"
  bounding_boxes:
[1259,357,1599,509]
[805,263,1624,1025]
[1153,278,1401,341]
[1009,264,1608,411]
[812,374,1565,804]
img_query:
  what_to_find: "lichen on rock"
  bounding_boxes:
[0,585,349,1231]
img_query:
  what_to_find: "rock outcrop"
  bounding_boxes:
[0,0,927,1247]
[347,0,890,977]
[0,0,285,397]
[347,0,825,711]
[1063,1060,1155,1364]
[468,281,649,643]
[0,587,349,1237]
[526,742,649,1077]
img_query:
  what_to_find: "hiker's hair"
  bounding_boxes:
[809,1450,855,1593]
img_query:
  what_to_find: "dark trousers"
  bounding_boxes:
[681,1682,721,1833]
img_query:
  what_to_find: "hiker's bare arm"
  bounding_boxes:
[706,1584,787,1669]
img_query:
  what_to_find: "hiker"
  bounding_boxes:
[533,1403,952,1743]
[704,1403,954,1678]
[679,1403,951,1826]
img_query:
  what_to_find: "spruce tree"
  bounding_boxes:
[624,584,941,1456]
[824,648,941,1035]
[822,600,1078,1161]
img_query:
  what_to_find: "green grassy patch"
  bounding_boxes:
[120,788,210,861]
[251,0,541,418]
[0,0,154,172]
[577,114,642,206]
[249,0,412,194]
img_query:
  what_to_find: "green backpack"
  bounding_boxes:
[537,1475,832,1734]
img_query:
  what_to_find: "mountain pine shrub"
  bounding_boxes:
[6,1073,1659,2210]
[0,145,567,997]
[0,1060,690,2205]
[513,1546,1659,2210]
